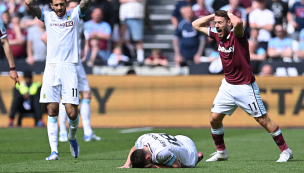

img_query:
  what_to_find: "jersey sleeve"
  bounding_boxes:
[0,18,7,39]
[135,135,145,149]
[77,5,85,18]
[39,8,46,22]
[155,148,176,166]
[208,27,217,39]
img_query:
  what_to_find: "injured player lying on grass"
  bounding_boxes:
[118,133,203,168]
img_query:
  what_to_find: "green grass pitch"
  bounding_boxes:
[0,128,303,172]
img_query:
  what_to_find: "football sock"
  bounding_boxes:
[270,127,288,152]
[137,49,144,62]
[80,99,93,137]
[47,116,58,153]
[59,101,67,135]
[211,127,226,151]
[68,116,79,140]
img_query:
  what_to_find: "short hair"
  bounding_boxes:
[215,10,229,21]
[51,0,67,3]
[130,149,147,168]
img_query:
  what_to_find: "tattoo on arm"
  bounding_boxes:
[25,0,41,19]
[80,0,91,15]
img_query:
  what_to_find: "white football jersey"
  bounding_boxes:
[135,133,190,167]
[39,5,85,64]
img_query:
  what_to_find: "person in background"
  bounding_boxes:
[107,45,130,67]
[1,12,27,59]
[26,19,46,65]
[267,24,293,62]
[193,0,214,19]
[249,0,275,50]
[0,0,25,16]
[249,39,266,74]
[220,0,246,27]
[173,6,205,66]
[260,64,273,76]
[287,0,304,40]
[212,0,228,11]
[296,28,304,61]
[84,8,111,66]
[119,0,145,63]
[266,0,288,26]
[8,70,44,127]
[171,0,197,28]
[83,0,113,29]
[144,48,168,67]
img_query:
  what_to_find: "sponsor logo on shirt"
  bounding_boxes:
[50,21,74,27]
[218,45,234,53]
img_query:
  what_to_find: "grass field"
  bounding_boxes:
[0,128,303,172]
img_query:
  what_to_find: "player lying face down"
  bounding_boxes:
[51,0,67,17]
[119,133,203,168]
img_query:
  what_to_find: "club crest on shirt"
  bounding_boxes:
[43,93,46,99]
[67,15,71,20]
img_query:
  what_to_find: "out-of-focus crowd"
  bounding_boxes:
[0,0,304,75]
[0,0,154,67]
[172,0,304,76]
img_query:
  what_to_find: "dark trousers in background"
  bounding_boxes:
[9,89,42,126]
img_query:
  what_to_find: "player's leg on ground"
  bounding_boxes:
[65,103,80,158]
[58,100,68,142]
[206,112,229,162]
[46,103,59,160]
[80,91,100,141]
[254,114,293,162]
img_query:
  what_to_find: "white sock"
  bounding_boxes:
[137,49,144,62]
[59,101,67,135]
[68,116,79,140]
[80,99,93,137]
[47,116,58,153]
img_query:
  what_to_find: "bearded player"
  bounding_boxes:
[25,0,91,160]
[192,10,293,162]
[40,0,101,143]
[119,133,204,168]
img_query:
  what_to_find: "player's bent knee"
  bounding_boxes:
[254,114,269,126]
[47,109,59,117]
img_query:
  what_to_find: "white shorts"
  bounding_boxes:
[211,78,267,117]
[40,64,79,105]
[77,62,90,92]
[175,135,198,168]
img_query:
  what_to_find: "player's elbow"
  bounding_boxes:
[192,21,199,31]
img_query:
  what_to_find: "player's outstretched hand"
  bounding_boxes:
[118,165,130,168]
[10,70,19,85]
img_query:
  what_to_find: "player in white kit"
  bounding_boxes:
[57,0,100,142]
[25,0,91,160]
[119,133,204,168]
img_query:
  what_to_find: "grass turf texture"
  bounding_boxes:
[0,128,303,172]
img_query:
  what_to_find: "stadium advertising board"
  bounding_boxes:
[0,76,303,127]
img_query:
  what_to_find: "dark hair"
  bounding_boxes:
[215,10,229,21]
[130,149,146,168]
[51,0,67,3]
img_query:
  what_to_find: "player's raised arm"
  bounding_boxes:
[25,0,42,19]
[1,37,19,85]
[192,14,215,36]
[227,10,243,36]
[79,0,91,15]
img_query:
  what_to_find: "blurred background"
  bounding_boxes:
[0,0,303,128]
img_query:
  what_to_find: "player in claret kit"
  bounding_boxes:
[119,133,203,168]
[0,18,19,84]
[192,10,293,162]
[25,0,91,160]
